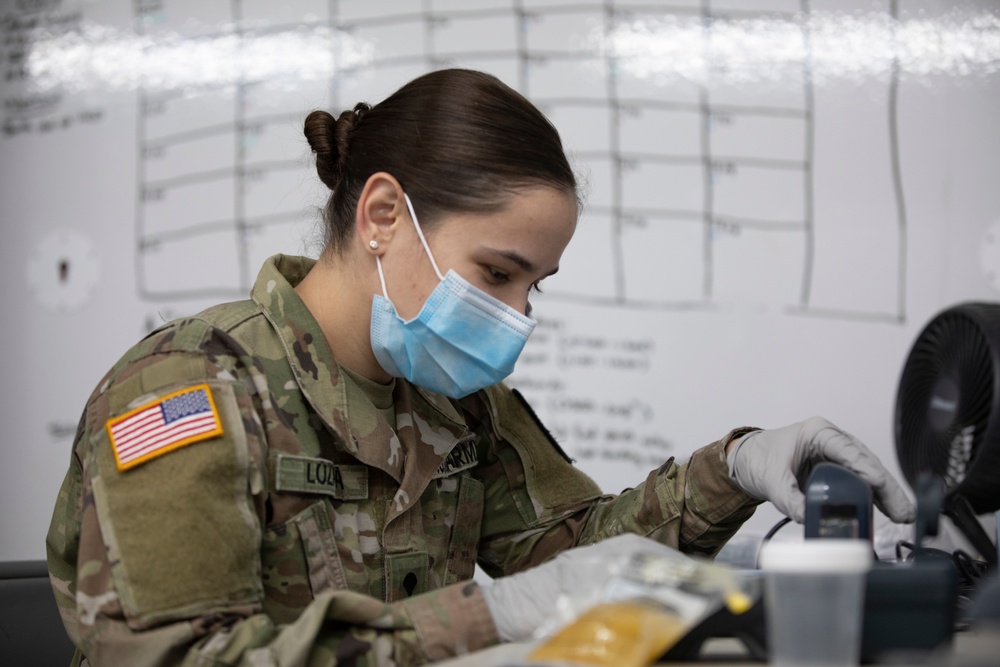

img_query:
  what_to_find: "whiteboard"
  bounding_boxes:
[2,0,999,562]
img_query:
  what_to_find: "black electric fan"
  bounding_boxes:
[894,302,1000,564]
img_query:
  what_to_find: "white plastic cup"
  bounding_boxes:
[759,539,873,667]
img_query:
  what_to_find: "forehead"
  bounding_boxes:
[432,186,578,264]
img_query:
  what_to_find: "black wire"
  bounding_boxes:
[895,540,990,592]
[763,517,793,543]
[896,540,917,561]
[952,549,989,586]
[754,517,793,569]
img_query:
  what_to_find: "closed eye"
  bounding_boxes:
[485,266,509,284]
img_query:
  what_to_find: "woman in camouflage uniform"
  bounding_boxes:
[47,69,913,666]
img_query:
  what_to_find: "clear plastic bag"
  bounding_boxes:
[526,545,757,667]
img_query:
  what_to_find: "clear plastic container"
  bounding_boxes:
[759,539,873,667]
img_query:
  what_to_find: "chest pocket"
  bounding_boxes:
[444,474,484,585]
[386,474,484,601]
[260,500,347,624]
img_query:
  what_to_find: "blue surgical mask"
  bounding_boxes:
[370,194,537,399]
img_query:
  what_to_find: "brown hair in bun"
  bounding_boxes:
[304,69,576,254]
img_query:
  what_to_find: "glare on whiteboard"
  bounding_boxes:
[20,9,1000,94]
[597,10,1000,86]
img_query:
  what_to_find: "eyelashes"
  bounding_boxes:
[484,265,543,316]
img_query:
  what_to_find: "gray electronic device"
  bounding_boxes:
[861,474,959,663]
[805,463,958,663]
[804,462,874,540]
[695,466,958,663]
[802,466,958,662]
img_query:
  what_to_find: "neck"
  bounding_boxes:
[294,249,392,384]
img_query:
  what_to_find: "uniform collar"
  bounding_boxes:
[251,255,470,494]
[251,254,355,447]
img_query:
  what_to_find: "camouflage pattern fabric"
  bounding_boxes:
[46,254,762,666]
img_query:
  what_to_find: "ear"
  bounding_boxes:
[355,172,406,254]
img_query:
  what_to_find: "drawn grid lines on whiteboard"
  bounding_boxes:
[131,0,907,323]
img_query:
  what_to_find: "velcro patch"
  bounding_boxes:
[433,437,479,478]
[106,384,224,471]
[272,454,368,500]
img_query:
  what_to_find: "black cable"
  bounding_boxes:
[952,549,990,588]
[754,517,794,569]
[762,517,792,543]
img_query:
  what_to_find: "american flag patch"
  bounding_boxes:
[106,384,223,471]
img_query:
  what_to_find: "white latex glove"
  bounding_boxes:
[727,416,916,524]
[482,533,683,642]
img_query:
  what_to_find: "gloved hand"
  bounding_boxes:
[482,533,684,642]
[727,416,915,524]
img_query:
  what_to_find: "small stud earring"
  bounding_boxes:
[369,240,379,249]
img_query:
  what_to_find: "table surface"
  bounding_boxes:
[434,637,764,667]
[434,632,1000,666]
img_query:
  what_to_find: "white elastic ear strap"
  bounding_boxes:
[375,255,390,299]
[403,193,444,281]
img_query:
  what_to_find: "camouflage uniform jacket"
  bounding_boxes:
[46,254,761,667]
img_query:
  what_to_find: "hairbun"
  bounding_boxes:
[304,103,371,191]
[304,109,340,189]
[304,109,335,155]
[336,102,370,147]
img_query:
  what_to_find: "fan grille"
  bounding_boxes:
[895,303,1000,513]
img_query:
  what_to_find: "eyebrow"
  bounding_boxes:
[483,247,559,277]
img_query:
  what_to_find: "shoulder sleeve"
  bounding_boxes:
[46,333,498,666]
[467,383,763,572]
[467,385,605,577]
[576,427,764,558]
[482,385,602,515]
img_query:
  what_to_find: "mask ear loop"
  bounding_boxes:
[375,256,391,299]
[376,193,444,301]
[403,193,445,281]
